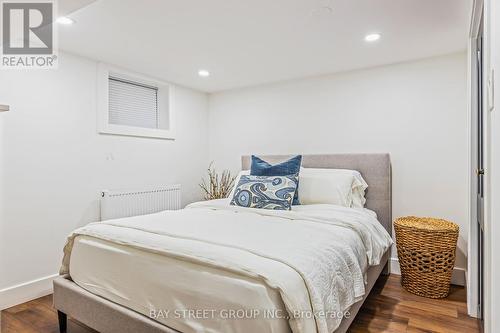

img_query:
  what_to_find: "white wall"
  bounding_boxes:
[209,52,468,270]
[0,53,209,295]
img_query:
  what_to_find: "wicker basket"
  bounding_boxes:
[394,216,459,298]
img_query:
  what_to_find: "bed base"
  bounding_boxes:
[53,274,179,333]
[53,253,389,333]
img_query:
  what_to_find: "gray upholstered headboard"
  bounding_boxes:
[241,154,392,236]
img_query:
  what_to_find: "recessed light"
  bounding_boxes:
[364,33,381,42]
[198,70,210,77]
[56,17,75,25]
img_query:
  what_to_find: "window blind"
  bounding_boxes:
[108,76,159,129]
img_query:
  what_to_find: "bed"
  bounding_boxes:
[53,153,392,333]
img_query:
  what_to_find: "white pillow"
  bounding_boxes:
[298,168,368,207]
[350,171,368,208]
[228,168,368,208]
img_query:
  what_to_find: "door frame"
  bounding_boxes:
[468,0,484,319]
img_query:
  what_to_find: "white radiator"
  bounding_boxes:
[100,184,181,221]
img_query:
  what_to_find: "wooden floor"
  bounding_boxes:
[1,275,479,333]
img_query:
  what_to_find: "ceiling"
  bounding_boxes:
[60,0,472,93]
[59,0,97,17]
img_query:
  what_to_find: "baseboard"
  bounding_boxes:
[0,274,58,310]
[390,258,466,286]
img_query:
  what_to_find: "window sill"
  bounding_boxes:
[99,124,175,140]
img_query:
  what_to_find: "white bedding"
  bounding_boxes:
[70,235,296,333]
[61,199,392,333]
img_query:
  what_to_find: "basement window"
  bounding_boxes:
[108,77,159,129]
[97,64,174,139]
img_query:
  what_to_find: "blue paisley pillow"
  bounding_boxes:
[251,155,302,205]
[230,175,298,210]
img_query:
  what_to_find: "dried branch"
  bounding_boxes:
[199,162,237,200]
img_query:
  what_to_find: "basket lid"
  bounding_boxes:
[395,216,459,232]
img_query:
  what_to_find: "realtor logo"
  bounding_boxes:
[1,0,58,68]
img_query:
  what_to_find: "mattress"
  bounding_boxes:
[64,199,393,333]
[70,235,295,333]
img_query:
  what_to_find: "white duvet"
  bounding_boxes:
[61,199,392,333]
